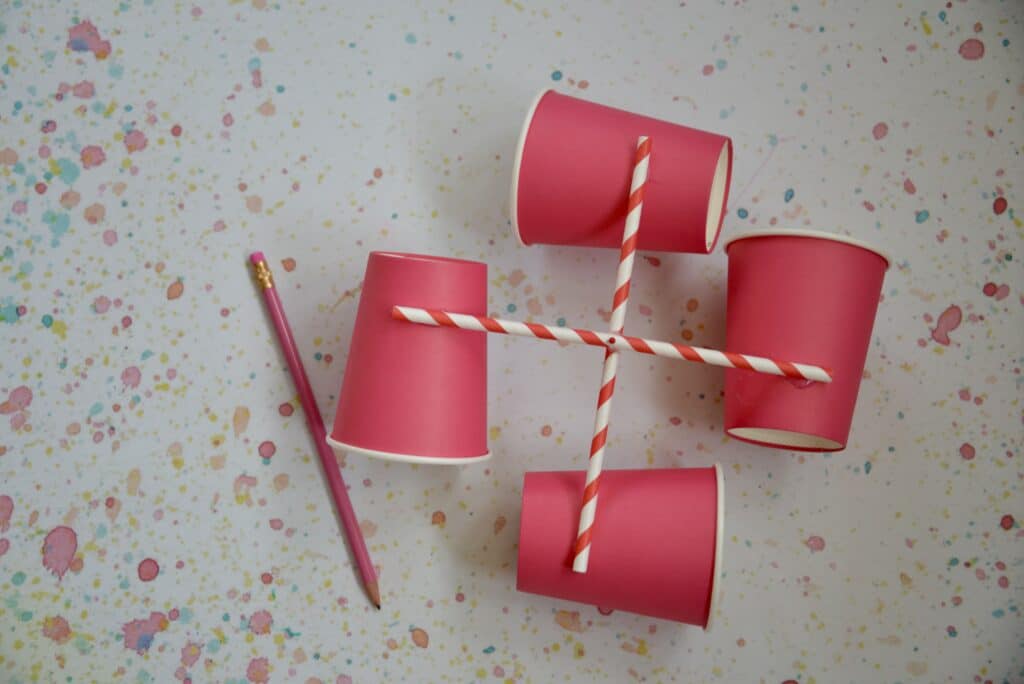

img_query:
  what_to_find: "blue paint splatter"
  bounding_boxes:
[864,461,872,474]
[551,70,562,81]
[715,59,727,70]
[109,63,124,79]
[915,210,930,223]
[55,158,80,185]
[247,57,261,72]
[992,608,1005,618]
[42,210,71,245]
[405,33,417,44]
[737,208,749,219]
[784,188,795,203]
[482,645,496,654]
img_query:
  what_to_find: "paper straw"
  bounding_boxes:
[391,306,834,384]
[571,135,650,573]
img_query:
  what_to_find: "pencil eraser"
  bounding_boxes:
[249,251,265,265]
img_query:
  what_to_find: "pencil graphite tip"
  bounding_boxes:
[249,251,266,265]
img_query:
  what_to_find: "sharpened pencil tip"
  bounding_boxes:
[366,581,381,609]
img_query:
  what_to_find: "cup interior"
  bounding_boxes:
[704,141,731,251]
[726,427,843,451]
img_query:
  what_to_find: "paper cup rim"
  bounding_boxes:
[509,89,551,248]
[703,462,725,631]
[326,435,491,465]
[370,251,486,269]
[726,426,844,452]
[724,229,891,269]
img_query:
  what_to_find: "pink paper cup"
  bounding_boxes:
[327,252,489,465]
[517,466,724,627]
[723,230,891,451]
[511,90,733,254]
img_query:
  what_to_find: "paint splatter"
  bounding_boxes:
[872,122,888,140]
[805,535,826,552]
[555,610,586,633]
[411,627,429,648]
[137,558,159,582]
[122,612,169,654]
[121,366,141,388]
[42,616,72,644]
[931,305,962,346]
[249,609,273,635]
[42,526,77,580]
[80,145,106,169]
[246,656,270,683]
[124,129,148,152]
[67,20,112,59]
[958,39,985,60]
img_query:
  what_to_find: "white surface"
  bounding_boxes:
[0,2,1020,683]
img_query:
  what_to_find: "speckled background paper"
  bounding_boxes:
[1,1,1021,682]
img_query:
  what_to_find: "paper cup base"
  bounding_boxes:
[326,436,491,466]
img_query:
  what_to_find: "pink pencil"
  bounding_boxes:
[250,251,380,609]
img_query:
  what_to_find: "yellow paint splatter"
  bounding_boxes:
[233,406,250,436]
[50,320,67,340]
[126,468,140,495]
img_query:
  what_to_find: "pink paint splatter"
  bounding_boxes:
[805,535,826,552]
[702,64,714,76]
[138,558,159,581]
[0,495,12,532]
[903,178,916,195]
[43,616,72,644]
[42,526,77,580]
[84,202,105,224]
[246,656,270,683]
[0,386,32,414]
[103,229,118,246]
[982,282,1010,300]
[222,113,234,127]
[930,305,962,345]
[181,641,202,667]
[122,612,169,654]
[0,539,9,558]
[71,81,95,98]
[248,609,273,635]
[872,122,888,140]
[80,145,106,169]
[959,443,975,461]
[257,441,276,460]
[67,20,112,60]
[121,366,141,388]
[124,129,148,153]
[959,39,985,61]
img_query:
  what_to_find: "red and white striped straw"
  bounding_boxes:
[391,306,834,384]
[572,135,650,573]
